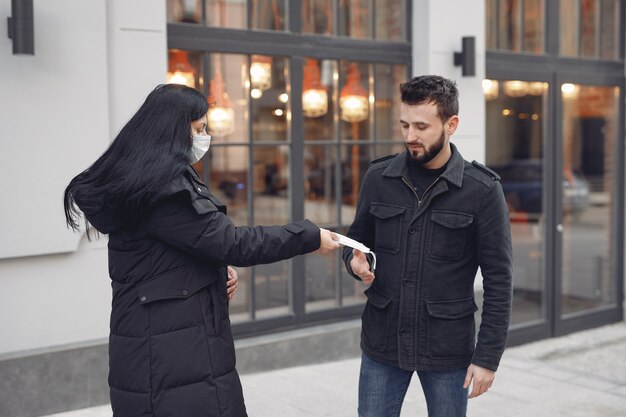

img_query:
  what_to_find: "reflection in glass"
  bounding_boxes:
[485,79,547,325]
[167,0,202,23]
[210,53,249,141]
[486,0,497,50]
[253,145,290,225]
[498,0,522,51]
[255,261,290,318]
[580,0,598,57]
[206,0,247,29]
[523,0,544,53]
[250,0,285,31]
[560,0,579,56]
[375,143,405,159]
[305,250,339,311]
[375,64,405,141]
[600,0,620,59]
[340,145,372,209]
[375,0,405,41]
[561,84,618,315]
[302,0,333,35]
[339,61,371,140]
[304,145,338,225]
[207,146,250,226]
[252,56,289,142]
[339,0,371,39]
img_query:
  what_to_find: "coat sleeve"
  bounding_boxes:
[473,180,513,371]
[342,169,375,280]
[145,192,321,267]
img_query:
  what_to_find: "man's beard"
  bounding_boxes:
[405,129,446,165]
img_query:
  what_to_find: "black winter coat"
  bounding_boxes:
[343,144,513,372]
[74,167,321,417]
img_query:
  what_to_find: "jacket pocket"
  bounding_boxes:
[428,210,474,260]
[426,298,478,358]
[135,265,218,304]
[362,286,392,352]
[369,203,406,254]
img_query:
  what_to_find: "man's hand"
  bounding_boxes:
[464,364,495,398]
[226,266,238,300]
[350,249,375,285]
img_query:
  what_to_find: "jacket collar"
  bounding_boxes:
[382,142,464,188]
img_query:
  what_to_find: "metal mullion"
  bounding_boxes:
[288,0,302,33]
[370,0,375,40]
[332,0,339,36]
[495,0,500,50]
[288,55,306,320]
[201,0,207,25]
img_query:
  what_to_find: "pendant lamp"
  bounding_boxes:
[208,71,236,137]
[167,50,196,88]
[340,63,368,123]
[302,59,328,118]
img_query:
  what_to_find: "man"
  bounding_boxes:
[343,75,513,417]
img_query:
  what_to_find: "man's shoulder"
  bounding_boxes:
[369,153,398,169]
[464,160,501,187]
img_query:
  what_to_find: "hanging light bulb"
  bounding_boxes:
[208,72,235,137]
[503,80,529,97]
[482,79,499,101]
[340,63,368,123]
[250,55,272,91]
[302,58,328,118]
[167,50,196,88]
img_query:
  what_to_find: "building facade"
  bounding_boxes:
[0,0,623,415]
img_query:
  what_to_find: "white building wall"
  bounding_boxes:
[0,0,167,355]
[412,0,486,164]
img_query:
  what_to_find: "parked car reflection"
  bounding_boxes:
[491,159,590,220]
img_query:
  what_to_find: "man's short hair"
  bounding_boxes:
[400,75,459,122]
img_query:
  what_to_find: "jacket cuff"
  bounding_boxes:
[471,347,503,372]
[295,219,321,254]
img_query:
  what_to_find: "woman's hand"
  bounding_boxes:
[317,228,341,254]
[226,266,238,300]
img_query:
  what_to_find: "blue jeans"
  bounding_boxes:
[358,353,468,417]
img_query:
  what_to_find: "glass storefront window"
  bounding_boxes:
[487,0,545,53]
[560,84,619,316]
[560,0,621,59]
[250,0,286,31]
[302,0,333,35]
[374,63,404,141]
[339,61,371,141]
[375,0,405,41]
[251,56,289,142]
[339,0,372,39]
[485,78,548,326]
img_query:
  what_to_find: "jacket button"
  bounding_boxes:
[182,290,189,296]
[409,227,416,234]
[140,296,147,302]
[400,329,407,336]
[403,279,410,286]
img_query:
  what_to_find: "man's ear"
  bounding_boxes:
[446,115,459,136]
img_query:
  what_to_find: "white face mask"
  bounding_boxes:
[189,134,212,164]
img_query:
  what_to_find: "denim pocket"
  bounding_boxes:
[426,298,478,358]
[362,286,392,352]
[428,210,474,260]
[369,203,406,254]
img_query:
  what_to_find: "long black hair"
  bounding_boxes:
[64,84,209,233]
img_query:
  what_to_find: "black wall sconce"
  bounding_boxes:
[7,0,34,55]
[453,36,475,77]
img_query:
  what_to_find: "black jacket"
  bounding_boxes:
[74,167,320,417]
[343,144,513,372]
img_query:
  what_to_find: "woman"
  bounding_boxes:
[64,84,339,417]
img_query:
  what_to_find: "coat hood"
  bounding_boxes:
[72,187,118,234]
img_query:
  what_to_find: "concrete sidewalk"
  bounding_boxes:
[43,321,626,417]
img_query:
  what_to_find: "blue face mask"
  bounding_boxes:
[189,134,212,164]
